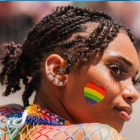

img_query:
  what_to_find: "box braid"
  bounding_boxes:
[0,5,137,107]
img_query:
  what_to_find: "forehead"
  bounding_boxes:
[103,32,139,70]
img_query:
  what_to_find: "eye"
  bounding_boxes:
[111,66,121,75]
[108,63,129,78]
[110,65,121,75]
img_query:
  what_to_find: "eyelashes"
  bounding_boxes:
[132,77,140,86]
[109,63,129,75]
[108,63,139,86]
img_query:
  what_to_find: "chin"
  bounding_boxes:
[116,125,123,133]
[100,117,125,133]
[110,121,125,133]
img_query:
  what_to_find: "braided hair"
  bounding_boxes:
[0,6,136,107]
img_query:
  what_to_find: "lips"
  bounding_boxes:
[114,106,133,122]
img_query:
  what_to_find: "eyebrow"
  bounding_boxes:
[113,55,133,67]
[113,55,139,76]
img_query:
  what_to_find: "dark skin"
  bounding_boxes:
[0,7,138,139]
[34,29,139,133]
[1,23,139,140]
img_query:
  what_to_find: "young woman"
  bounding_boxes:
[0,5,139,140]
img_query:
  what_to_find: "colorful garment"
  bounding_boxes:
[0,103,124,140]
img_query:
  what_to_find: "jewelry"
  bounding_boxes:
[0,102,70,140]
[48,74,53,79]
[55,79,59,84]
[59,82,63,86]
[0,103,124,140]
[19,102,70,126]
[46,70,50,74]
[51,76,55,81]
[46,70,63,85]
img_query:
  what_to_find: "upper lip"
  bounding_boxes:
[114,105,133,115]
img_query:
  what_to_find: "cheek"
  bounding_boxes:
[62,65,121,120]
[84,82,106,105]
[99,76,122,106]
[85,66,121,104]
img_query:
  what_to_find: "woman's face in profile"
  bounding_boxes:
[62,31,139,132]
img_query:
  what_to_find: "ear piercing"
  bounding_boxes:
[48,74,53,79]
[46,70,64,86]
[46,70,50,74]
[55,79,59,84]
[46,70,55,81]
[58,81,64,86]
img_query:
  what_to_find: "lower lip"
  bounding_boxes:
[114,108,131,122]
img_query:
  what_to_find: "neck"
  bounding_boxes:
[34,91,75,124]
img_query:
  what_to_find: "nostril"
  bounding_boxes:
[127,97,133,100]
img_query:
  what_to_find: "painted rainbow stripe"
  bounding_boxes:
[84,82,106,105]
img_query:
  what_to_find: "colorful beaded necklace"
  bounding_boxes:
[22,102,70,126]
[0,102,70,139]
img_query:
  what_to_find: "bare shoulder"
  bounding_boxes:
[30,123,124,140]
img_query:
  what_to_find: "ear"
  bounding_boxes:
[45,54,68,86]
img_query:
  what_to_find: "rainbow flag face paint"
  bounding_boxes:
[84,82,106,105]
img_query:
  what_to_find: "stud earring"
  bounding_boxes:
[51,76,55,81]
[55,79,59,84]
[46,70,55,81]
[59,82,63,86]
[46,70,50,74]
[46,70,64,86]
[48,74,52,79]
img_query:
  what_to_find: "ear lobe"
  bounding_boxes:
[45,54,68,86]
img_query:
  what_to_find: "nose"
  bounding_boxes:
[121,83,139,103]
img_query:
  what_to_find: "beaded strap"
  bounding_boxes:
[24,102,70,126]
